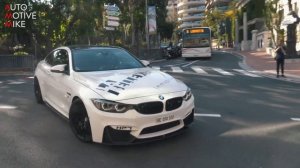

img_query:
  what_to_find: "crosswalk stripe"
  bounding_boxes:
[150,66,264,78]
[212,68,234,76]
[171,66,184,72]
[191,66,207,74]
[233,69,261,77]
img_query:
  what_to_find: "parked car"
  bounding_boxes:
[34,46,195,144]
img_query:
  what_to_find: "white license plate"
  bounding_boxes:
[156,115,174,123]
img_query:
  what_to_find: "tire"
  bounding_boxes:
[34,78,44,104]
[69,99,92,143]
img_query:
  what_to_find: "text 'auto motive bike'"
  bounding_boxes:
[34,46,194,145]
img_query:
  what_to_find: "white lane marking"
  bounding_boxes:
[165,62,189,67]
[233,69,261,77]
[171,67,184,73]
[27,76,34,79]
[7,81,25,85]
[291,118,300,121]
[152,66,160,70]
[212,68,234,76]
[149,59,166,63]
[191,66,207,74]
[0,81,2,84]
[0,105,17,109]
[182,60,199,67]
[194,113,221,118]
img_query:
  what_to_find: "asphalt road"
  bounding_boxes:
[1,52,300,168]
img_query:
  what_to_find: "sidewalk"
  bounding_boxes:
[222,48,300,82]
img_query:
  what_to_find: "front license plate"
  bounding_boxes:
[156,115,174,123]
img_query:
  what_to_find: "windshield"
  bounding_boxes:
[72,48,144,72]
[183,38,210,48]
[182,28,210,48]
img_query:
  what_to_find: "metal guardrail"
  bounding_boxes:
[0,55,34,71]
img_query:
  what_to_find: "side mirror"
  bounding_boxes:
[141,60,150,66]
[50,64,67,73]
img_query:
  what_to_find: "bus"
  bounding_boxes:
[181,27,212,58]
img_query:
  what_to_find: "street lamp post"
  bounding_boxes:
[32,33,37,71]
[145,0,150,50]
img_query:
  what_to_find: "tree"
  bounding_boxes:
[203,9,224,37]
[264,0,284,47]
[159,22,175,39]
[0,0,169,57]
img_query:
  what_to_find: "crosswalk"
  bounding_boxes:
[191,66,207,74]
[171,66,184,73]
[212,68,234,76]
[151,66,261,78]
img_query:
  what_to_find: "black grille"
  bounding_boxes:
[102,126,135,144]
[166,97,183,111]
[135,101,163,114]
[184,110,194,126]
[140,120,180,135]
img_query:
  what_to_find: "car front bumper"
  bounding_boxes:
[102,110,194,145]
[85,92,195,144]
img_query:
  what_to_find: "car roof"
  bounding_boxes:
[67,45,122,50]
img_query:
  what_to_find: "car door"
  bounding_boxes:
[40,50,56,103]
[47,49,72,115]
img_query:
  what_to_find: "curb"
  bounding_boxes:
[221,50,300,84]
[0,71,34,76]
[285,58,300,63]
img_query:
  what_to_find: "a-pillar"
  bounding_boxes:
[251,30,258,50]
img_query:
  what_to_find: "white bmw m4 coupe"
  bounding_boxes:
[34,46,194,144]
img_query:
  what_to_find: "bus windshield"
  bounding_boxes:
[182,28,211,48]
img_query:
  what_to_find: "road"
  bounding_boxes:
[1,52,300,168]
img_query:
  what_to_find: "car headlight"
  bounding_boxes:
[91,99,133,113]
[183,88,192,101]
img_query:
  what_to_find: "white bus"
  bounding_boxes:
[181,27,212,58]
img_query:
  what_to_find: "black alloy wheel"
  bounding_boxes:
[69,99,92,143]
[34,78,44,104]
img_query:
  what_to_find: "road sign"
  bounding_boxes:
[103,3,120,30]
[104,4,120,12]
[105,27,115,31]
[107,20,119,27]
[107,16,120,21]
[106,10,120,17]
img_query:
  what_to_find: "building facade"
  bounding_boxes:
[278,0,300,53]
[177,0,206,29]
[235,0,268,51]
[206,0,231,12]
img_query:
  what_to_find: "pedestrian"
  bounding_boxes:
[274,41,287,78]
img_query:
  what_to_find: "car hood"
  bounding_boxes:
[73,68,187,101]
